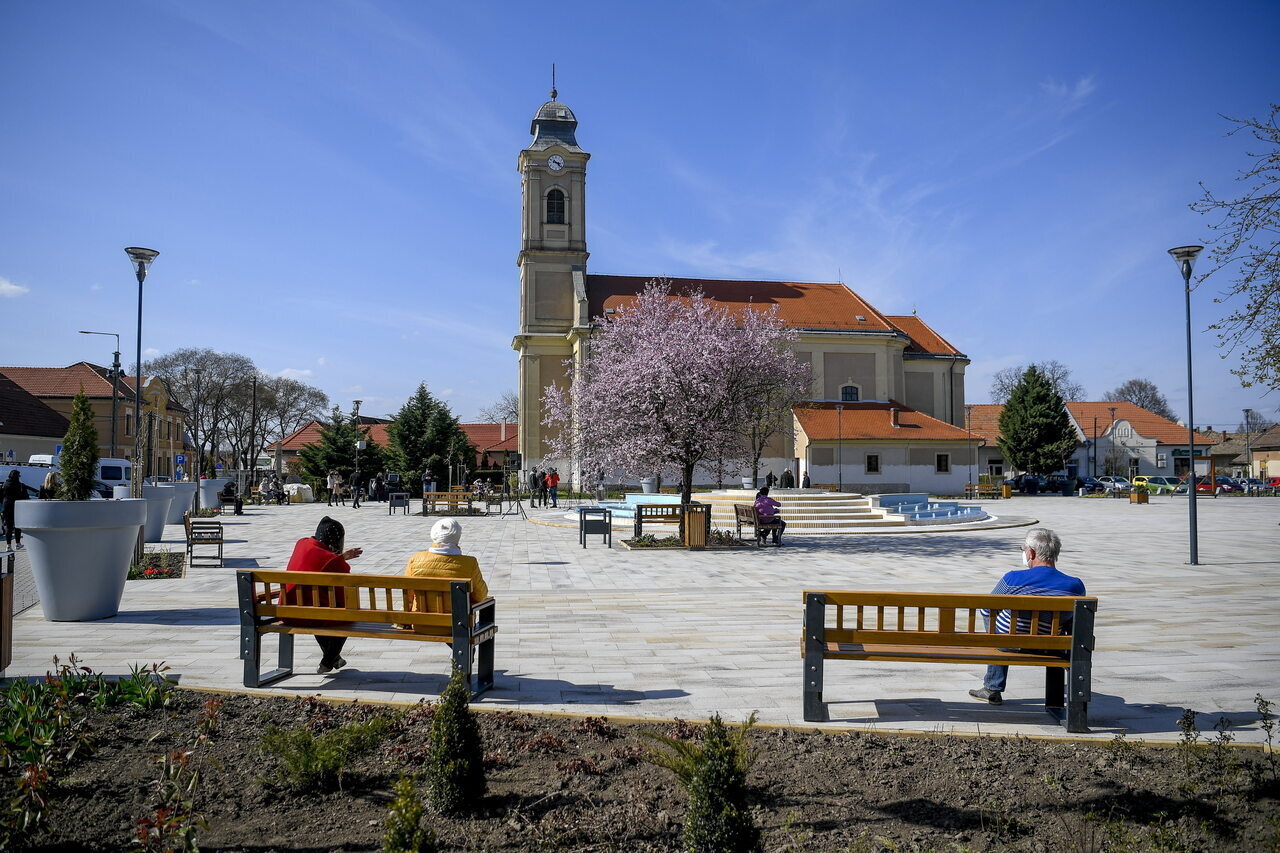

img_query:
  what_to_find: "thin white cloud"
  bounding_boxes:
[278,368,314,380]
[89,283,103,291]
[342,385,364,394]
[0,277,30,298]
[440,388,455,397]
[1040,76,1096,115]
[316,357,326,366]
[143,347,161,357]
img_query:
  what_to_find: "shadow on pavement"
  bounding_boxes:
[318,667,690,706]
[108,607,239,626]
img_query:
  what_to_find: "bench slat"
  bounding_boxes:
[806,590,1089,610]
[823,627,1070,650]
[824,642,1071,666]
[247,569,465,592]
[259,621,455,642]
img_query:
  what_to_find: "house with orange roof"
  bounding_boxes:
[0,373,70,462]
[0,362,187,479]
[1250,424,1280,481]
[512,92,969,491]
[264,416,392,471]
[265,417,518,474]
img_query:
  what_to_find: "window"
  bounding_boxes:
[546,189,566,224]
[100,466,123,481]
[865,453,880,474]
[124,414,132,436]
[1156,452,1167,469]
[935,453,951,474]
[840,385,859,402]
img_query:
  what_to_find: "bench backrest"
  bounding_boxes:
[803,590,1097,651]
[636,504,681,520]
[734,504,757,523]
[238,569,474,636]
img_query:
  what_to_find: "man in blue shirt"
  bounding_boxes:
[969,527,1086,705]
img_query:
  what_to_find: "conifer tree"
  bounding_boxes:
[58,389,100,501]
[297,406,387,482]
[997,366,1079,476]
[387,383,475,490]
[424,665,485,815]
[383,777,437,853]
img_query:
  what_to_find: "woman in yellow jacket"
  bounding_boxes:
[404,518,489,612]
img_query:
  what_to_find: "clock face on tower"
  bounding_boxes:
[547,154,564,172]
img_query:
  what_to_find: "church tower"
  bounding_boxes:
[513,85,590,469]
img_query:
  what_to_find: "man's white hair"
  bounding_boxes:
[1024,527,1061,562]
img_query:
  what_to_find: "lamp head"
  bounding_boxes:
[124,247,159,281]
[1167,245,1204,274]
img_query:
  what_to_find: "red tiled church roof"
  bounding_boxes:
[794,401,970,441]
[0,362,131,399]
[884,315,963,356]
[966,403,1005,443]
[458,423,519,452]
[586,275,898,332]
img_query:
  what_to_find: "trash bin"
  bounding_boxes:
[682,502,710,549]
[1001,485,1012,499]
[0,550,13,678]
[579,507,612,548]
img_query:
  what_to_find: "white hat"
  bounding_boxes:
[430,517,463,547]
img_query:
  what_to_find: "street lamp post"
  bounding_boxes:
[835,404,844,493]
[965,405,974,491]
[352,400,363,509]
[191,367,204,508]
[1108,406,1118,478]
[1169,244,1204,565]
[124,247,159,498]
[1091,416,1098,478]
[78,330,121,458]
[1243,408,1254,481]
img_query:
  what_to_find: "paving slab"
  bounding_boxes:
[5,495,1279,743]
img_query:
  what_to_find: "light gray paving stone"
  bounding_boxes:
[4,496,1278,742]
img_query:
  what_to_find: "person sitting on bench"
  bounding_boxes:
[220,481,244,515]
[284,516,364,673]
[968,527,1086,706]
[753,486,785,545]
[403,518,489,605]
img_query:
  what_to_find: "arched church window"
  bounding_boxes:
[546,189,566,225]
[840,385,859,402]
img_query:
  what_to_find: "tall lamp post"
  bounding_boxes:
[835,403,844,493]
[352,400,363,509]
[191,367,204,508]
[1169,244,1203,565]
[78,330,121,458]
[965,405,975,490]
[124,247,159,498]
[1243,408,1254,481]
[1108,406,1118,478]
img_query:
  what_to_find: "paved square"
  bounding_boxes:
[7,495,1278,742]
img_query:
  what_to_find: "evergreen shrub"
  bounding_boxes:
[383,776,437,853]
[57,389,100,501]
[424,664,486,814]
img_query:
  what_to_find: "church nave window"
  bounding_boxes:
[546,189,566,224]
[840,385,859,402]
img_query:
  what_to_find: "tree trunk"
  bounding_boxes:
[681,462,694,506]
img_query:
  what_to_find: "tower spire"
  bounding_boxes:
[550,63,557,100]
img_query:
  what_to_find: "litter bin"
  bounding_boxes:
[579,507,612,548]
[1001,485,1013,499]
[682,502,711,549]
[0,550,13,678]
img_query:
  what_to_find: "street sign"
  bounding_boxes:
[215,463,223,470]
[175,454,186,465]
[55,445,62,455]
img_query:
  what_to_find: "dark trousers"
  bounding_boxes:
[315,635,347,666]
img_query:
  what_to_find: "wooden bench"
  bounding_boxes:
[964,484,1002,500]
[237,569,497,696]
[633,504,682,539]
[484,494,505,514]
[801,590,1097,732]
[183,512,224,567]
[734,503,784,545]
[421,491,474,514]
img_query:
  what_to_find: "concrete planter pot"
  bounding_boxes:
[198,478,233,510]
[14,499,146,621]
[141,486,174,542]
[741,477,755,490]
[164,483,197,524]
[639,478,658,494]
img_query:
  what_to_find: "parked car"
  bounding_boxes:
[1097,476,1132,492]
[1267,477,1280,488]
[1133,475,1178,494]
[1076,476,1106,494]
[1235,477,1265,492]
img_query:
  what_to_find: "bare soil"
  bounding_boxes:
[24,691,1278,852]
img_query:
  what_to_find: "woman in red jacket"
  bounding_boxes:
[284,516,363,673]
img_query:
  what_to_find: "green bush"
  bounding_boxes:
[57,389,99,501]
[645,713,761,853]
[424,665,485,815]
[383,776,437,853]
[261,717,388,793]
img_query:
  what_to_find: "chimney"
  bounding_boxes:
[890,407,900,427]
[500,419,507,441]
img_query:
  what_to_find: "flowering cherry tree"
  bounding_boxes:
[542,280,811,504]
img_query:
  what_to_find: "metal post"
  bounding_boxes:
[835,403,843,493]
[192,367,203,508]
[1243,408,1253,480]
[965,405,974,490]
[132,274,144,498]
[1177,254,1200,565]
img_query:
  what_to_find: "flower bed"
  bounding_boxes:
[128,551,186,580]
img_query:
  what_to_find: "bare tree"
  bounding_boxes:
[477,390,519,424]
[1103,378,1176,421]
[1191,105,1280,391]
[264,376,330,471]
[990,360,1085,404]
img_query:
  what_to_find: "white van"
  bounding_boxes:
[26,455,132,494]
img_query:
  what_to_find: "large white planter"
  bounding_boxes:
[741,477,755,489]
[141,486,173,542]
[639,478,658,494]
[198,478,233,510]
[164,483,197,523]
[14,499,146,621]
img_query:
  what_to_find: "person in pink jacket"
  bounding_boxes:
[753,487,785,545]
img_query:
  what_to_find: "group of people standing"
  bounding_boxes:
[763,469,809,489]
[526,468,560,508]
[325,470,396,508]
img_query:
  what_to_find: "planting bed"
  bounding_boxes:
[16,686,1278,851]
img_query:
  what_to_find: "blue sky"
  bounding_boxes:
[2,0,1277,430]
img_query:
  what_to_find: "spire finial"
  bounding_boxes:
[550,63,557,100]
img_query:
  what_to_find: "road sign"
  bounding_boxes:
[175,454,186,465]
[216,463,223,470]
[55,445,62,455]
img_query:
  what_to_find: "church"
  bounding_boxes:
[512,90,975,493]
